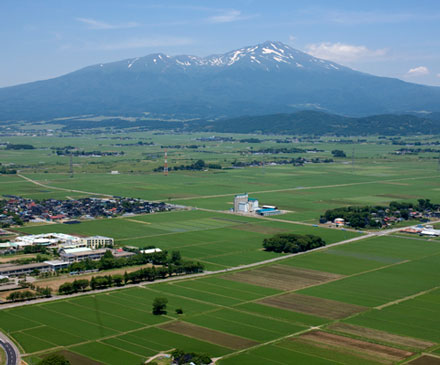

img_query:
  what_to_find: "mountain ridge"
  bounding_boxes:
[0,41,439,121]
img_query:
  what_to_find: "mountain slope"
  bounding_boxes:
[188,111,440,136]
[1,41,439,121]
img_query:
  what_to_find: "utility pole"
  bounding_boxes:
[164,148,168,176]
[351,146,355,174]
[69,153,73,178]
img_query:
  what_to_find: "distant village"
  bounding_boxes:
[0,195,172,227]
[322,199,440,230]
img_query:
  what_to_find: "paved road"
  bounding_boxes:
[0,332,20,365]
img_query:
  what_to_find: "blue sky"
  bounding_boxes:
[1,0,439,87]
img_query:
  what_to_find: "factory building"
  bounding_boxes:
[233,193,259,213]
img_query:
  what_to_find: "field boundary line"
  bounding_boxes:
[96,339,150,359]
[66,298,153,327]
[215,324,327,363]
[375,285,440,310]
[184,277,273,298]
[169,282,246,302]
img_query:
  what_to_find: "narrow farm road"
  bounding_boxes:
[17,174,113,197]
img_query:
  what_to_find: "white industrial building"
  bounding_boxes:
[233,193,259,213]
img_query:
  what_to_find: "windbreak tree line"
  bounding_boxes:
[263,233,326,254]
[154,159,221,172]
[58,250,204,295]
[67,249,200,273]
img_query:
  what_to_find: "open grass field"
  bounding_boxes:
[2,131,440,364]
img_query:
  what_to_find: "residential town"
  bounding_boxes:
[0,195,172,227]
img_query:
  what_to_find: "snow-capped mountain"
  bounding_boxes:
[95,41,347,72]
[0,41,439,121]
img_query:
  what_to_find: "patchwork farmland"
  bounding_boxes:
[1,232,439,364]
[1,132,440,364]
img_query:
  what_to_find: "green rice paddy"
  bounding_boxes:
[2,131,440,364]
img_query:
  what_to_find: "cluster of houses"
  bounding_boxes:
[0,195,172,226]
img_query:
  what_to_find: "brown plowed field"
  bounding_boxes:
[223,265,343,291]
[54,350,103,365]
[328,323,434,350]
[259,293,366,319]
[159,321,258,350]
[299,331,413,363]
[408,355,440,365]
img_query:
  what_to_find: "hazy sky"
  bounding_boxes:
[1,0,439,87]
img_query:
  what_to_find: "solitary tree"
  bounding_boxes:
[152,297,168,315]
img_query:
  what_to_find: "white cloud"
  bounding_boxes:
[407,66,429,76]
[289,35,296,42]
[305,42,387,62]
[325,11,414,25]
[76,17,140,30]
[206,9,256,23]
[96,37,193,51]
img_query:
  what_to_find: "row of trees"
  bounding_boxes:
[59,260,204,295]
[7,286,52,302]
[67,249,198,274]
[5,143,34,150]
[0,166,17,174]
[263,233,326,254]
[154,159,221,172]
[252,147,306,154]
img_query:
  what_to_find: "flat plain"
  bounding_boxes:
[1,130,440,364]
